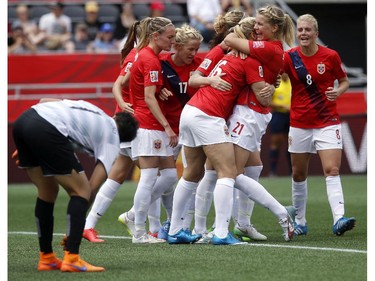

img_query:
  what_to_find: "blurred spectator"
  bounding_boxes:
[8,24,37,54]
[149,1,165,17]
[12,4,44,46]
[221,0,254,16]
[113,2,136,43]
[38,1,72,51]
[65,23,92,53]
[187,0,222,44]
[84,1,103,42]
[92,23,117,53]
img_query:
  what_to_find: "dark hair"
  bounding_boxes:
[120,20,143,67]
[113,112,138,142]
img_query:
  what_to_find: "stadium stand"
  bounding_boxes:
[163,3,188,26]
[63,4,85,24]
[8,5,17,24]
[133,3,150,20]
[98,4,119,23]
[29,5,50,23]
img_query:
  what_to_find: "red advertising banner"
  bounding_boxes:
[7,53,367,182]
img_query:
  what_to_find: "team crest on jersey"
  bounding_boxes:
[153,139,162,150]
[125,62,132,73]
[252,41,265,49]
[224,125,229,136]
[200,58,212,70]
[317,63,325,74]
[150,71,159,82]
[258,66,264,77]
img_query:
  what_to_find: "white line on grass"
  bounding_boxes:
[9,231,366,254]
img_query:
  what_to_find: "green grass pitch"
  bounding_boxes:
[8,175,367,281]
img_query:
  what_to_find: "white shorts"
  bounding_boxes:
[179,104,232,147]
[288,124,343,154]
[119,142,132,158]
[131,128,174,158]
[227,105,271,152]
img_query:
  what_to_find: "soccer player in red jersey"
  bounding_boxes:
[167,16,283,245]
[125,17,179,244]
[283,14,355,236]
[190,5,296,243]
[188,10,269,243]
[150,24,204,236]
[82,21,141,242]
[113,23,205,241]
[222,5,296,242]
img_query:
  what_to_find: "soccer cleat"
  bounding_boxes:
[157,220,170,240]
[333,217,356,236]
[233,224,267,241]
[167,229,202,244]
[212,232,248,245]
[37,252,62,271]
[279,213,294,241]
[118,212,136,236]
[132,233,166,244]
[195,231,214,244]
[83,228,105,243]
[60,251,105,272]
[294,223,308,236]
[285,205,296,222]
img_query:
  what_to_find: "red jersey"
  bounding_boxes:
[129,46,165,130]
[196,45,226,76]
[114,47,137,114]
[159,53,203,134]
[284,45,347,128]
[188,52,262,120]
[236,40,284,114]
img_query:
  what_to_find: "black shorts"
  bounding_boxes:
[12,108,84,176]
[269,111,290,134]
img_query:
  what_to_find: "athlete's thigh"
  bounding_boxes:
[55,170,91,201]
[290,152,310,180]
[181,145,206,182]
[26,166,60,203]
[317,149,342,176]
[138,155,160,169]
[245,150,262,167]
[204,142,236,179]
[159,155,176,170]
[108,153,134,183]
[234,144,251,174]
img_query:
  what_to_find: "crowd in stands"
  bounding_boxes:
[8,0,254,54]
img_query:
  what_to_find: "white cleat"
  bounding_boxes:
[279,214,294,241]
[132,233,166,244]
[233,224,267,241]
[118,212,136,236]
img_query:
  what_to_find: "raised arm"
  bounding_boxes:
[223,33,251,54]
